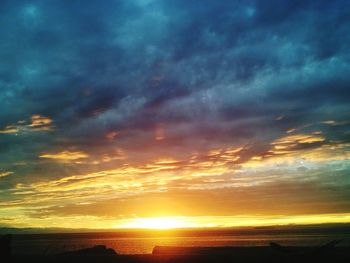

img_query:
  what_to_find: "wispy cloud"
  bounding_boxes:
[0,171,13,178]
[39,151,89,162]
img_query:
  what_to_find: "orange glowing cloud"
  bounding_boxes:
[274,134,325,144]
[106,131,119,140]
[29,115,53,131]
[39,150,89,162]
[0,115,53,134]
[246,132,349,169]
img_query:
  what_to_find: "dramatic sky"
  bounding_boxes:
[1,0,350,229]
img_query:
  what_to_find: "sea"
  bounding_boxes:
[10,225,350,255]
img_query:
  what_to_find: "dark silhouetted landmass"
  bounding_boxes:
[2,224,350,262]
[7,245,350,263]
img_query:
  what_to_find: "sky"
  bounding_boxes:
[0,0,350,229]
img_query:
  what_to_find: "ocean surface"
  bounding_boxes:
[11,227,350,255]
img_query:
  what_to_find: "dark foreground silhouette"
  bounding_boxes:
[2,234,349,263]
[0,234,11,261]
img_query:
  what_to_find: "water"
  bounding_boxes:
[12,228,350,255]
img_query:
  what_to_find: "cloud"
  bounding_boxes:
[0,115,53,134]
[0,126,19,134]
[270,133,325,154]
[39,150,89,162]
[28,115,53,131]
[0,172,13,178]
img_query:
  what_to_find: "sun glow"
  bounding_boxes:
[111,214,350,230]
[117,217,196,229]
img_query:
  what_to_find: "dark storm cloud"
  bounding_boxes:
[0,0,350,179]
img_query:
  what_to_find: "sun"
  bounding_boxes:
[117,216,195,229]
